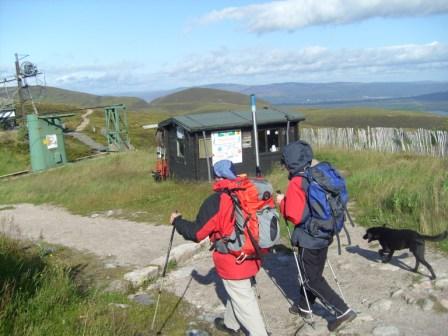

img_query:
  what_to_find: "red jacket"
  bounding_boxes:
[173,177,261,280]
[279,176,308,225]
[280,175,330,249]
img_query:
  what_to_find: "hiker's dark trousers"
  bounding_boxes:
[297,246,349,315]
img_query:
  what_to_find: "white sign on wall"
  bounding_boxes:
[45,134,58,149]
[211,129,242,165]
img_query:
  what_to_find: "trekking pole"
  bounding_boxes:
[282,216,315,326]
[251,277,272,336]
[345,208,355,227]
[342,207,355,246]
[326,258,346,302]
[151,222,176,333]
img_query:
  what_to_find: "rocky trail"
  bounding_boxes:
[154,224,448,336]
[1,203,447,336]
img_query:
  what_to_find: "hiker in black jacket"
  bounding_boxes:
[275,140,356,332]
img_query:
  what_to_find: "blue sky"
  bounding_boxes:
[1,0,447,94]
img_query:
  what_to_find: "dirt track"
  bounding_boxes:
[1,203,447,335]
[0,203,185,267]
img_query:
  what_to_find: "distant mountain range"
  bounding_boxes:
[0,86,150,112]
[118,81,448,113]
[2,82,447,115]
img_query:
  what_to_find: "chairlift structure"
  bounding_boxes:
[104,104,132,152]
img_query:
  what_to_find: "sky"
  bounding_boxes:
[1,0,448,95]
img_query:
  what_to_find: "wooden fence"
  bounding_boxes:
[301,127,448,157]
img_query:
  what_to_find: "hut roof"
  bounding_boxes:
[158,108,305,132]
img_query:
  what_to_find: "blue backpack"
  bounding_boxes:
[301,162,352,252]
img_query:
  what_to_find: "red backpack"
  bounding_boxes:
[214,177,280,262]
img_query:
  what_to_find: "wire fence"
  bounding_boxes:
[301,127,448,158]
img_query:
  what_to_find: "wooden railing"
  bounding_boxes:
[301,127,448,157]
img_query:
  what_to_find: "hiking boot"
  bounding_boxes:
[288,305,312,319]
[214,317,240,335]
[327,309,357,332]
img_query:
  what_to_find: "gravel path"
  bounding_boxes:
[151,224,448,336]
[1,203,447,335]
[75,109,93,132]
[0,203,185,267]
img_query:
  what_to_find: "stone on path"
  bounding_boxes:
[372,325,400,336]
[123,265,159,287]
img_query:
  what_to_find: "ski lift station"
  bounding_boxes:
[27,113,74,172]
[157,107,305,181]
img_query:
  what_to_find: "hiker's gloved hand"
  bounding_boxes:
[276,193,285,205]
[170,212,181,225]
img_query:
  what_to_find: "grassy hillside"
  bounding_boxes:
[296,107,448,130]
[150,87,271,114]
[1,86,150,112]
[0,151,210,223]
[2,105,447,176]
[66,109,167,149]
[0,233,208,335]
[1,148,446,251]
[0,105,167,176]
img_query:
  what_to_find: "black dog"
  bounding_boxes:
[363,226,447,279]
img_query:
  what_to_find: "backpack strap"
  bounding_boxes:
[227,190,264,261]
[329,205,342,255]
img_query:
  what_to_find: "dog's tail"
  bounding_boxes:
[420,230,448,242]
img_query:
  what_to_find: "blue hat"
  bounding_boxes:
[213,160,237,180]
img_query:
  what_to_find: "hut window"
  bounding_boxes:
[258,128,280,152]
[176,127,185,158]
[242,131,252,148]
[199,137,212,158]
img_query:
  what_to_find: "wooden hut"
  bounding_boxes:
[158,108,305,180]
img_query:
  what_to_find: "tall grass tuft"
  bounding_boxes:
[0,150,212,223]
[0,233,208,335]
[311,148,448,250]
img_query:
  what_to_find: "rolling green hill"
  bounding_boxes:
[295,107,448,130]
[1,86,150,111]
[149,87,271,114]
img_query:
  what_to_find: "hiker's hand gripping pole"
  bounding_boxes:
[276,191,315,327]
[151,212,178,332]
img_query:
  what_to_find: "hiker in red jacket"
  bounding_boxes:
[170,159,268,336]
[275,140,356,332]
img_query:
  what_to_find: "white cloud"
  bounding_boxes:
[36,42,448,93]
[39,62,150,94]
[162,41,448,83]
[199,0,448,33]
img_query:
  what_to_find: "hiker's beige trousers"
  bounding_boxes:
[222,278,268,336]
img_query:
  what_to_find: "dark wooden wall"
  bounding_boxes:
[164,122,300,181]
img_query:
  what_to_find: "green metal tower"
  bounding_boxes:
[104,104,132,151]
